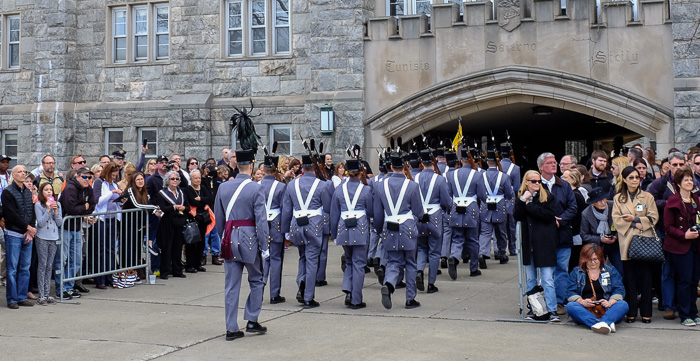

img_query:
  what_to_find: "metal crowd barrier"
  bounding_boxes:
[57,208,151,301]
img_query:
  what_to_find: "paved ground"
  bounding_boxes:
[1,243,698,361]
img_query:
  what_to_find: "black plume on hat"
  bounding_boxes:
[231,100,262,155]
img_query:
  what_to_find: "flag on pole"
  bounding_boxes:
[452,118,462,150]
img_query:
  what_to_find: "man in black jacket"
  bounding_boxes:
[583,150,613,195]
[55,167,96,300]
[2,165,37,309]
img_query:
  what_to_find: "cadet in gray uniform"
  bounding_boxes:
[315,178,334,287]
[447,147,483,279]
[330,159,373,309]
[408,152,421,180]
[281,155,331,308]
[373,153,424,309]
[499,144,521,256]
[477,149,514,269]
[214,149,270,341]
[440,150,458,268]
[261,155,286,304]
[415,150,451,293]
[367,157,387,275]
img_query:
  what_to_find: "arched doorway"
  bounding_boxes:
[363,66,673,168]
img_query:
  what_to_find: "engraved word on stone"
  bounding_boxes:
[485,40,536,53]
[385,60,430,72]
[592,50,639,65]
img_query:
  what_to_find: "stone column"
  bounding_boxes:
[671,0,700,152]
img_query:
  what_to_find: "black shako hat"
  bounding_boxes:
[419,149,433,163]
[301,154,313,167]
[436,147,445,157]
[346,159,361,172]
[500,143,512,157]
[486,148,498,161]
[263,155,279,168]
[390,152,405,168]
[236,149,255,165]
[445,151,458,165]
[460,147,470,160]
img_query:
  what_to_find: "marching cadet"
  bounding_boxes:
[315,176,334,288]
[436,147,447,174]
[440,150,459,269]
[499,143,521,257]
[368,154,388,277]
[373,153,424,310]
[415,149,451,293]
[476,148,514,269]
[330,158,373,309]
[281,154,331,308]
[446,147,483,279]
[408,151,421,179]
[261,153,287,304]
[214,149,270,341]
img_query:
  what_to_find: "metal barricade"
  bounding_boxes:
[57,208,151,301]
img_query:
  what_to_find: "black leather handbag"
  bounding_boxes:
[182,220,202,244]
[628,220,664,263]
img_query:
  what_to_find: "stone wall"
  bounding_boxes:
[672,0,700,151]
[0,0,372,170]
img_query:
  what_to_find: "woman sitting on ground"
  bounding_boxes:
[566,243,629,334]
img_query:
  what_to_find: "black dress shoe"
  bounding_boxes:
[212,255,223,265]
[296,282,305,304]
[436,269,442,275]
[416,271,425,291]
[246,321,267,333]
[315,280,328,287]
[509,252,517,257]
[340,254,347,272]
[344,293,352,306]
[381,285,392,309]
[185,268,198,273]
[376,266,385,284]
[364,266,371,274]
[427,284,439,294]
[440,257,448,269]
[172,273,187,278]
[201,255,207,266]
[447,257,458,280]
[470,270,482,277]
[395,280,406,289]
[641,318,652,324]
[625,317,636,323]
[405,299,421,309]
[75,284,90,293]
[197,266,207,272]
[500,255,509,264]
[303,299,320,309]
[482,255,491,260]
[494,254,502,261]
[478,256,487,269]
[350,302,367,309]
[270,295,286,304]
[226,331,244,341]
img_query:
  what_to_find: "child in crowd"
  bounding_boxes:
[34,183,63,305]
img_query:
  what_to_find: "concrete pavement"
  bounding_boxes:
[1,243,698,361]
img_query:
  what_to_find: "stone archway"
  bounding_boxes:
[363,66,674,163]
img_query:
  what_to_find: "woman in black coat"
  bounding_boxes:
[183,169,212,273]
[562,169,588,271]
[514,170,559,320]
[154,170,190,279]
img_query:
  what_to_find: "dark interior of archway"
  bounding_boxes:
[410,103,642,171]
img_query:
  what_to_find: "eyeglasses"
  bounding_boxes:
[626,176,640,180]
[73,160,86,165]
[170,177,180,181]
[190,162,198,165]
[670,163,685,167]
[80,175,92,180]
[527,180,541,184]
[559,162,572,166]
[695,162,700,166]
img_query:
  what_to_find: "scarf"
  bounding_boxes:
[593,206,610,237]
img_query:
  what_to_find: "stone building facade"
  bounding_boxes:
[0,0,697,170]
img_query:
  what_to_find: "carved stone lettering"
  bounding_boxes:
[592,50,639,65]
[385,60,430,72]
[498,0,521,32]
[485,40,536,53]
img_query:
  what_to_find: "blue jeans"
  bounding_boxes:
[5,234,32,304]
[525,264,557,313]
[203,226,221,256]
[566,300,629,327]
[54,230,82,294]
[554,248,571,304]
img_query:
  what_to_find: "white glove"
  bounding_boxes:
[285,232,292,240]
[261,249,270,260]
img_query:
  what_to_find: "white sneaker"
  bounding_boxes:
[591,322,611,335]
[609,322,616,333]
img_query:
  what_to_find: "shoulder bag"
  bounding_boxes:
[627,216,664,263]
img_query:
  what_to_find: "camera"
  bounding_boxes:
[592,301,601,306]
[166,160,176,171]
[604,233,613,238]
[691,225,700,232]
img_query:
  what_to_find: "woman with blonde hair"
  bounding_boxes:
[562,169,588,271]
[118,163,136,192]
[609,157,631,199]
[514,170,560,321]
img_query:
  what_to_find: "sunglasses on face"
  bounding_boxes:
[170,177,180,181]
[81,175,92,180]
[671,163,685,167]
[73,160,86,165]
[627,176,640,180]
[190,162,198,165]
[527,180,541,184]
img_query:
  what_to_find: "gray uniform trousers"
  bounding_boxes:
[224,253,264,333]
[316,223,329,282]
[478,221,508,258]
[386,250,417,301]
[368,225,380,260]
[262,241,285,298]
[441,216,452,258]
[342,245,367,304]
[451,227,479,272]
[417,212,443,284]
[296,240,322,301]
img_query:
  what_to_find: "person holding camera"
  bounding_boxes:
[663,168,700,326]
[566,244,628,334]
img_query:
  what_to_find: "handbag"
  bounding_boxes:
[627,217,664,263]
[526,285,549,320]
[182,220,202,244]
[585,274,606,318]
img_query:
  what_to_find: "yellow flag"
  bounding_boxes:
[452,122,462,150]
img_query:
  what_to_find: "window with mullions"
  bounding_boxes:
[1,131,18,167]
[388,0,406,16]
[0,14,21,69]
[105,128,124,155]
[139,128,158,158]
[387,0,436,16]
[109,3,169,64]
[225,0,291,58]
[269,125,291,156]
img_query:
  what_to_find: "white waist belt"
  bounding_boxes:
[385,213,413,224]
[340,210,366,220]
[267,208,281,221]
[424,204,441,215]
[294,208,323,218]
[486,195,504,203]
[454,196,477,207]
